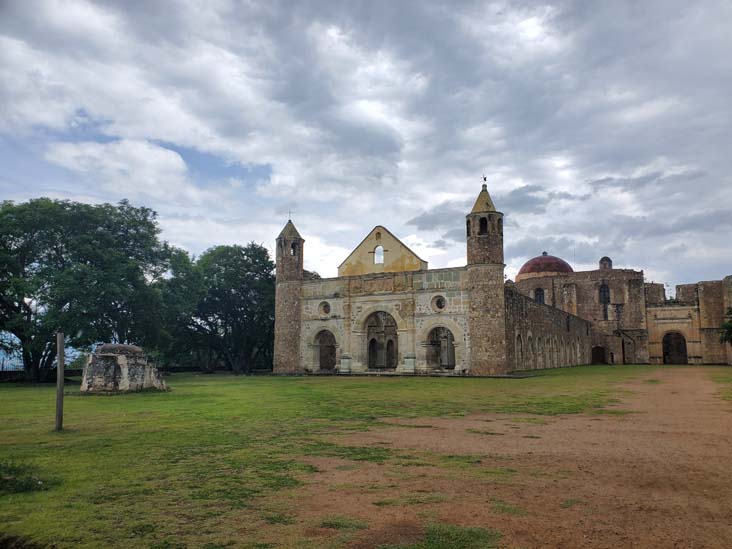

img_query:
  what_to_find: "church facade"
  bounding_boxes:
[273,184,731,375]
[273,184,593,375]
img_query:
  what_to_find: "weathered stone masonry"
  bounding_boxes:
[273,184,595,375]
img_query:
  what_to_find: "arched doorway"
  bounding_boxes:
[368,338,378,368]
[663,332,688,364]
[426,327,456,369]
[315,330,337,370]
[591,346,606,364]
[365,311,399,370]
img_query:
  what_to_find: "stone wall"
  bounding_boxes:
[504,287,593,371]
[467,264,506,375]
[644,283,665,306]
[515,267,649,364]
[80,344,166,393]
[297,268,472,374]
[646,278,732,365]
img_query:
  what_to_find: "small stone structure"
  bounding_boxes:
[80,344,167,393]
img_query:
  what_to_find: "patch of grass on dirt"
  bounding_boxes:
[0,460,53,496]
[380,523,502,549]
[441,454,484,468]
[481,467,518,481]
[710,371,732,402]
[405,493,448,505]
[262,512,295,525]
[593,408,637,415]
[373,499,399,507]
[302,441,393,463]
[560,498,582,509]
[319,516,368,530]
[491,498,526,516]
[466,429,505,436]
[380,422,436,429]
[508,417,547,424]
[523,435,542,439]
[643,379,662,384]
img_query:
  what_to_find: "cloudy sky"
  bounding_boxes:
[1,1,731,291]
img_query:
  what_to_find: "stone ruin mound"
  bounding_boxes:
[80,344,167,393]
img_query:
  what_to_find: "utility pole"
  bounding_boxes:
[55,332,64,432]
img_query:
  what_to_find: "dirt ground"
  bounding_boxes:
[268,367,732,548]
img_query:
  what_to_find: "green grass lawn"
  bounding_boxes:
[0,366,656,547]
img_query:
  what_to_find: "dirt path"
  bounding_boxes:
[267,368,732,548]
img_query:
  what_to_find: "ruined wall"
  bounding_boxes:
[514,268,649,364]
[698,281,728,364]
[676,284,699,304]
[338,226,428,277]
[644,283,666,306]
[647,304,702,364]
[80,345,166,393]
[504,287,592,371]
[646,279,732,365]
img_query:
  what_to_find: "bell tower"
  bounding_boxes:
[466,182,504,265]
[465,179,507,374]
[273,220,304,373]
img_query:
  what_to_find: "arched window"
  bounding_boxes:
[599,283,610,320]
[534,288,545,304]
[290,242,298,256]
[374,245,384,264]
[466,219,471,237]
[599,283,610,304]
[497,218,503,234]
[479,217,488,235]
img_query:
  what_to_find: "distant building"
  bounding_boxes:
[513,254,732,366]
[273,183,731,374]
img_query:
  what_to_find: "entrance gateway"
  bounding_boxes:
[662,332,688,364]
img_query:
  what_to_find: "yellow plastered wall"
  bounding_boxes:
[338,226,428,277]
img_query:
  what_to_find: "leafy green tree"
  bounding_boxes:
[721,308,732,346]
[184,243,275,374]
[156,248,210,369]
[0,198,169,381]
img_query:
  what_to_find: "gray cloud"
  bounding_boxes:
[0,0,731,287]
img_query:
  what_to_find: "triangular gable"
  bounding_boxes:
[338,226,428,277]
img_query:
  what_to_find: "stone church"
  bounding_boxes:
[273,184,731,375]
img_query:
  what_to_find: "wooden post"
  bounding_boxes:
[55,332,64,432]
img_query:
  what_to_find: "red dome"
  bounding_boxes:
[517,252,573,280]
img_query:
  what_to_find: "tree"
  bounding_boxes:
[181,243,275,374]
[0,198,169,381]
[156,248,210,369]
[722,308,732,346]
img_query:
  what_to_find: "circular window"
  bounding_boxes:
[319,302,331,315]
[431,295,446,312]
